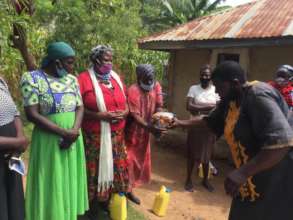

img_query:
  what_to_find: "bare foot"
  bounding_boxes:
[202,180,214,192]
[184,180,194,192]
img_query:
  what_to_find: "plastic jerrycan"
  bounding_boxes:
[109,193,127,220]
[198,163,211,179]
[152,185,171,217]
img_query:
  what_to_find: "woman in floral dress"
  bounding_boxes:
[21,42,88,220]
[78,45,129,218]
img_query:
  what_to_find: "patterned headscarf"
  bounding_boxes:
[89,45,113,65]
[136,64,155,80]
[277,65,293,76]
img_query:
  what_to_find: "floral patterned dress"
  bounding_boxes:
[78,70,129,201]
[21,70,88,220]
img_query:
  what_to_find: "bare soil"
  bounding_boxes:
[131,144,232,220]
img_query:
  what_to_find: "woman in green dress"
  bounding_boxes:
[20,42,88,220]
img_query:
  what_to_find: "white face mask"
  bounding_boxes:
[139,81,154,91]
[8,156,26,176]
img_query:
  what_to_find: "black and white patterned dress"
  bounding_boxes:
[0,77,24,220]
[0,78,19,126]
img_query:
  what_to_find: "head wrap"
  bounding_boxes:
[136,64,155,91]
[89,45,113,65]
[41,42,75,68]
[136,64,155,79]
[277,65,293,76]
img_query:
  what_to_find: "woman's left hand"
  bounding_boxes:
[224,169,248,197]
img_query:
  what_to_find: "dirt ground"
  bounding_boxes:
[22,138,232,220]
[131,144,232,220]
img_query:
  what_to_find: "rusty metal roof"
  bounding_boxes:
[139,0,293,45]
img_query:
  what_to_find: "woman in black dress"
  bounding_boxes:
[174,61,293,220]
[0,77,28,220]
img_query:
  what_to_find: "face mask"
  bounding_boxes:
[200,78,211,87]
[140,81,154,91]
[97,63,112,75]
[56,67,68,77]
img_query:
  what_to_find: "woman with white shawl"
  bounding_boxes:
[78,45,129,219]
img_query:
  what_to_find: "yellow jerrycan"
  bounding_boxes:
[152,185,171,217]
[198,163,212,179]
[109,193,127,220]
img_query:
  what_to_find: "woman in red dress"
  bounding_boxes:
[268,65,293,108]
[126,64,164,200]
[78,45,129,219]
[268,65,293,126]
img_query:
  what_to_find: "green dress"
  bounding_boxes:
[21,70,88,220]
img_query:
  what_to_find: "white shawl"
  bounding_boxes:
[88,67,125,193]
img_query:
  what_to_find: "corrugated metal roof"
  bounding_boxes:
[139,0,293,44]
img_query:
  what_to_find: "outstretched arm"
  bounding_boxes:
[10,23,37,71]
[173,117,209,129]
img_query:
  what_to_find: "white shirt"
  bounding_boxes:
[187,84,220,105]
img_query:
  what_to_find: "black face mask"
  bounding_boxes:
[200,78,211,87]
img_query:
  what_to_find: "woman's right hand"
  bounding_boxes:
[147,124,167,135]
[168,117,182,128]
[61,129,80,143]
[16,136,29,152]
[9,23,27,51]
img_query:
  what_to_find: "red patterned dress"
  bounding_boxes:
[126,82,163,188]
[78,71,129,201]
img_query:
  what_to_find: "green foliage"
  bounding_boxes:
[0,0,168,94]
[0,0,47,99]
[0,0,228,98]
[141,0,228,33]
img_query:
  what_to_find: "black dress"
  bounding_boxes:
[0,78,24,220]
[205,82,293,220]
[0,122,25,220]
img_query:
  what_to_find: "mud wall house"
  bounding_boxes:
[138,0,293,158]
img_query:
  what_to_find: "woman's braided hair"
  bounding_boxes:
[89,45,113,64]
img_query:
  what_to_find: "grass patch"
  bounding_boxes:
[128,204,147,220]
[23,122,33,138]
[96,204,146,220]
